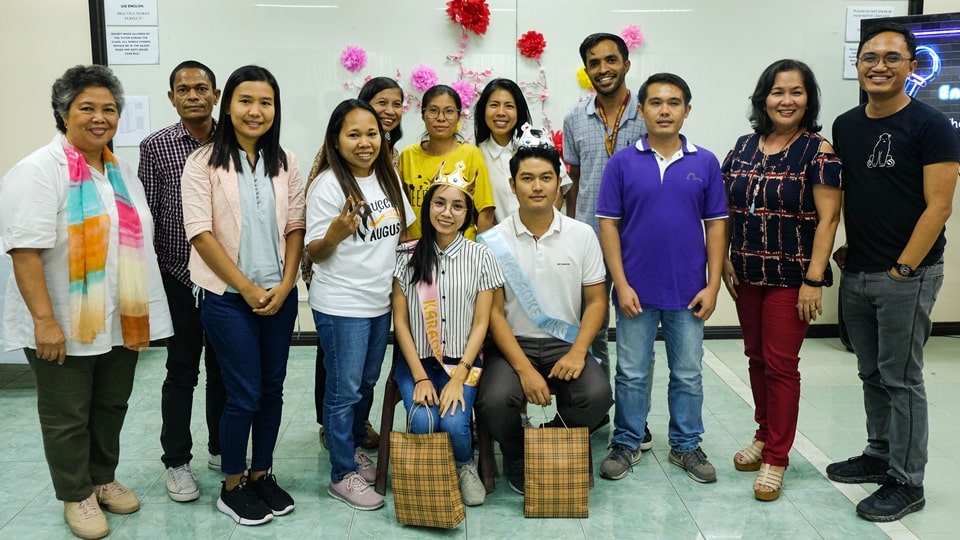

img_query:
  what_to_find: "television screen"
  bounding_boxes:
[863,12,960,133]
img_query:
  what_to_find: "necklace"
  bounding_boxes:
[760,127,801,155]
[749,129,803,214]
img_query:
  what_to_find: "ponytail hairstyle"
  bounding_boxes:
[473,78,531,144]
[309,99,407,228]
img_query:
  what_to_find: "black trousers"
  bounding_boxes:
[159,272,225,467]
[474,336,613,463]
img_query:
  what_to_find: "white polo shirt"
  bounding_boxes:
[486,208,605,339]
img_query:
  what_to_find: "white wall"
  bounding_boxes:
[1,1,958,349]
[0,1,91,362]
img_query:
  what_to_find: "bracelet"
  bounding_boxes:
[459,361,472,371]
[414,378,429,385]
[802,276,825,287]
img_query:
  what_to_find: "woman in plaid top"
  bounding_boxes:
[721,59,842,502]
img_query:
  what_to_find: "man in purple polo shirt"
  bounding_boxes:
[597,73,728,483]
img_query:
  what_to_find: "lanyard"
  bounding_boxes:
[595,92,631,157]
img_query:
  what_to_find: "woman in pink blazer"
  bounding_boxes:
[181,65,305,527]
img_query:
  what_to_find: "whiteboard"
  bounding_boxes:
[108,0,908,177]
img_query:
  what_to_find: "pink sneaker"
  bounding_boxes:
[354,447,376,485]
[328,471,383,510]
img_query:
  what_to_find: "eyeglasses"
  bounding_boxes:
[424,107,460,120]
[857,53,911,68]
[431,198,467,216]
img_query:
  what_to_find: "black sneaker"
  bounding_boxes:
[217,481,273,526]
[856,478,925,522]
[249,473,295,516]
[640,424,653,451]
[600,444,641,480]
[507,459,525,495]
[826,454,888,484]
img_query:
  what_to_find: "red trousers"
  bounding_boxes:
[734,283,810,467]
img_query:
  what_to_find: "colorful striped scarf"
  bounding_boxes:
[64,141,150,348]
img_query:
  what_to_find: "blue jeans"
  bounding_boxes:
[612,307,705,452]
[314,311,390,482]
[841,264,943,487]
[395,357,477,465]
[200,290,298,475]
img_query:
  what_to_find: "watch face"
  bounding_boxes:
[898,264,914,277]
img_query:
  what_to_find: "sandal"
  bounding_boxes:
[733,439,763,471]
[754,463,784,501]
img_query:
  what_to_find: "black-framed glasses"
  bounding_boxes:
[424,107,460,120]
[858,53,911,68]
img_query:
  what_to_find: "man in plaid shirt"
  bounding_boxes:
[138,60,223,504]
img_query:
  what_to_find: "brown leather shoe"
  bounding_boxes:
[359,421,380,450]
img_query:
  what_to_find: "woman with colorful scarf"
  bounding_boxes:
[180,65,305,527]
[0,65,173,540]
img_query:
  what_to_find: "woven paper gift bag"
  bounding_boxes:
[523,417,590,518]
[390,405,465,528]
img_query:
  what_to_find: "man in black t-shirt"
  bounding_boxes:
[826,22,960,523]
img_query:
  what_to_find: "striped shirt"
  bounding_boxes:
[138,120,215,286]
[562,93,646,235]
[394,234,504,359]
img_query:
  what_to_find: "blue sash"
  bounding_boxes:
[479,227,581,344]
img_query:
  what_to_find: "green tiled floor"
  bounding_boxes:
[1,337,958,539]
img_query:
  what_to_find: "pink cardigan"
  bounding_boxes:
[181,146,306,294]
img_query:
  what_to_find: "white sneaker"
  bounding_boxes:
[458,462,486,506]
[166,464,200,502]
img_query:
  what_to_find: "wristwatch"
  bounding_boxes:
[896,263,915,278]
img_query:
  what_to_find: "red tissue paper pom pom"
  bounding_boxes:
[517,30,546,60]
[551,130,564,159]
[446,0,490,36]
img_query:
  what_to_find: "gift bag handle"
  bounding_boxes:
[408,403,436,433]
[539,406,570,429]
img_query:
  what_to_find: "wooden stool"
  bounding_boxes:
[374,364,496,495]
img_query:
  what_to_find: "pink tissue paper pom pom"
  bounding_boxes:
[340,45,367,73]
[410,65,439,92]
[620,25,644,50]
[450,80,477,108]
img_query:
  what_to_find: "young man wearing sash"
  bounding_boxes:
[475,143,613,495]
[563,32,647,437]
[597,74,728,483]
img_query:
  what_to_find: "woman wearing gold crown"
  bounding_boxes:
[399,84,495,239]
[392,160,504,507]
[305,99,414,511]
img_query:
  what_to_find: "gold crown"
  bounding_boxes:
[431,160,475,198]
